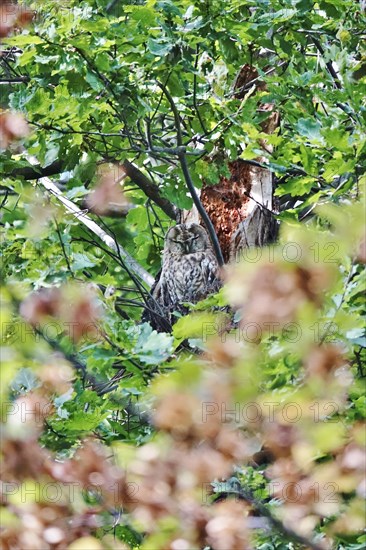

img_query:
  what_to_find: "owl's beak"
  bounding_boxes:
[184,242,191,254]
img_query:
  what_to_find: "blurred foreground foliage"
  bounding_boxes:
[1,0,365,549]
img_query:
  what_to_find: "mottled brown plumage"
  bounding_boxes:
[143,224,221,330]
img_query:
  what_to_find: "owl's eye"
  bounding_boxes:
[184,235,199,244]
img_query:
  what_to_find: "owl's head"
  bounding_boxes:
[165,223,210,255]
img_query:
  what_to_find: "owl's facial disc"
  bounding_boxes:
[165,224,209,255]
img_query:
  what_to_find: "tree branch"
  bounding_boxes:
[8,158,178,221]
[311,36,359,123]
[9,160,64,180]
[0,77,29,84]
[122,160,177,221]
[24,156,154,287]
[106,0,121,13]
[220,487,325,550]
[311,37,342,89]
[156,81,225,267]
[80,199,134,218]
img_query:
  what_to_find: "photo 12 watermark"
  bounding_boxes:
[201,320,339,344]
[1,479,139,506]
[234,241,340,265]
[201,481,339,505]
[201,400,341,424]
[2,321,103,345]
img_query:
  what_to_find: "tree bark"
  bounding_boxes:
[200,65,279,263]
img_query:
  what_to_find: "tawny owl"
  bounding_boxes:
[144,224,221,330]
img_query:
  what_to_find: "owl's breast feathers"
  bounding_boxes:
[145,223,222,330]
[159,249,220,305]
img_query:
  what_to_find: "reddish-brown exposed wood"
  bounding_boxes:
[201,64,280,263]
[201,160,253,262]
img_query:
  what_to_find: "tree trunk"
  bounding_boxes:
[200,65,280,263]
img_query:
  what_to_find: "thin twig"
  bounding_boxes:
[219,487,325,550]
[106,0,120,13]
[239,487,325,550]
[311,37,342,89]
[0,77,29,84]
[320,261,356,344]
[157,81,225,267]
[54,217,73,275]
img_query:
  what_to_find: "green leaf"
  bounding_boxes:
[65,409,109,432]
[129,6,157,26]
[10,368,39,393]
[71,252,98,271]
[147,38,173,57]
[4,34,45,46]
[133,323,173,365]
[173,312,218,340]
[322,127,351,152]
[296,118,323,141]
[278,176,316,197]
[85,72,104,92]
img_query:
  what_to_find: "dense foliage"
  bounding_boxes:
[1,1,365,549]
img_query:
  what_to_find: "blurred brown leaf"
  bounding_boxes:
[20,284,102,343]
[86,164,129,216]
[305,345,347,379]
[20,288,62,326]
[0,3,33,38]
[0,111,29,149]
